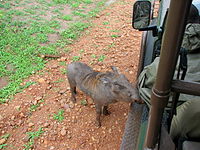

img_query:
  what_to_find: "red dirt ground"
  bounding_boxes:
[0,0,142,149]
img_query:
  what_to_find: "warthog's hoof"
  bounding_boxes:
[103,110,111,116]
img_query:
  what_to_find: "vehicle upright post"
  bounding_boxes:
[145,0,192,149]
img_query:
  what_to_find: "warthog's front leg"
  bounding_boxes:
[95,104,102,127]
[68,80,77,103]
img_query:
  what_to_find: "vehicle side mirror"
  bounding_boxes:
[132,1,151,29]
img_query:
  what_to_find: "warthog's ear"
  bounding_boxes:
[111,66,120,74]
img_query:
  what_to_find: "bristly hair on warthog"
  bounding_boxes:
[67,62,140,127]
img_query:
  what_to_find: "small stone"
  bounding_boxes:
[43,123,50,128]
[22,135,30,142]
[17,120,23,126]
[15,105,21,110]
[35,96,43,101]
[49,146,55,150]
[69,103,74,109]
[51,64,58,69]
[0,138,6,145]
[60,128,67,136]
[19,112,25,118]
[59,89,66,94]
[46,85,52,90]
[108,128,112,133]
[28,122,34,127]
[48,136,56,141]
[62,104,71,112]
[60,57,67,61]
[32,100,38,105]
[67,135,72,139]
[11,115,15,120]
[41,139,44,143]
[44,140,48,145]
[129,71,133,74]
[0,115,3,121]
[38,78,45,83]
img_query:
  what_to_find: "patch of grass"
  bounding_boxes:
[103,21,109,25]
[88,9,100,17]
[53,109,64,122]
[48,20,61,29]
[0,3,11,9]
[52,0,67,4]
[73,11,87,18]
[61,22,89,40]
[110,29,120,32]
[98,55,106,62]
[24,8,36,15]
[91,54,96,58]
[72,56,81,62]
[79,49,84,53]
[111,34,119,38]
[60,68,67,74]
[108,43,115,48]
[80,99,88,106]
[59,61,66,66]
[83,0,92,4]
[71,2,80,8]
[53,78,64,83]
[24,128,44,150]
[0,144,7,149]
[18,82,36,93]
[30,103,40,112]
[30,99,44,112]
[0,0,106,103]
[61,15,73,21]
[36,33,48,43]
[0,134,10,149]
[1,134,10,140]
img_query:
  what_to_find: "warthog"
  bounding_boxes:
[67,62,140,127]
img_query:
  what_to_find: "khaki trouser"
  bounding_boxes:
[138,54,200,140]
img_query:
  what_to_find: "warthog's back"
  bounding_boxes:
[67,62,94,84]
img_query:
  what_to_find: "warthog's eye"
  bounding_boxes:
[114,82,125,90]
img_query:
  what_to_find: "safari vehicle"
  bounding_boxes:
[120,0,200,150]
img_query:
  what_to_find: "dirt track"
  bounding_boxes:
[0,0,141,149]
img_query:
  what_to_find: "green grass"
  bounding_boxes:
[72,56,81,62]
[0,0,107,103]
[111,34,119,38]
[61,22,89,40]
[103,21,109,25]
[91,54,96,58]
[0,134,10,149]
[24,128,44,150]
[61,15,73,21]
[98,55,106,62]
[53,109,65,122]
[48,20,61,29]
[1,134,10,140]
[0,144,7,149]
[80,99,88,106]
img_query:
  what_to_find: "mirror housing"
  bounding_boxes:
[132,1,151,29]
